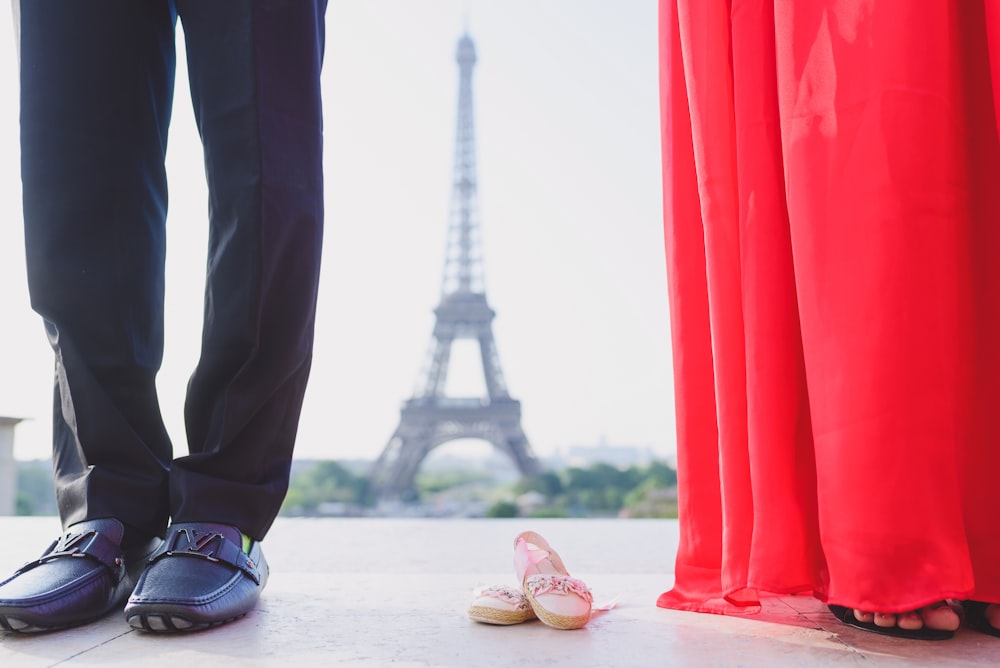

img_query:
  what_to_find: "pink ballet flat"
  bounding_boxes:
[514,531,593,630]
[467,584,536,625]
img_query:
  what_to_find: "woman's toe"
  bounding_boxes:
[896,611,923,630]
[873,612,897,628]
[852,609,874,624]
[921,603,959,631]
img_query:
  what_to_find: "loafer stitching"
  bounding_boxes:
[0,568,115,608]
[131,569,244,605]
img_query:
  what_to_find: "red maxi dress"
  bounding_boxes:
[657,0,1000,615]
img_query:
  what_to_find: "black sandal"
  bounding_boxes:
[962,600,1000,638]
[827,604,955,641]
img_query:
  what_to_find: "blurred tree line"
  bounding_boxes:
[280,460,368,514]
[279,459,678,518]
[491,461,678,518]
[15,460,58,516]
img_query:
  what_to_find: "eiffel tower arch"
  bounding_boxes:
[368,33,540,502]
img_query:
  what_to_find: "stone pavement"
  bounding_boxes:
[1,517,998,667]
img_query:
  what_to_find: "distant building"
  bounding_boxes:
[551,441,663,470]
[0,417,25,516]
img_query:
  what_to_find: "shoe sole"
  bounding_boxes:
[0,615,60,633]
[126,611,246,633]
[0,612,107,634]
[467,605,535,625]
[524,589,591,630]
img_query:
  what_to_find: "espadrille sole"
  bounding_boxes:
[524,589,591,630]
[467,604,535,625]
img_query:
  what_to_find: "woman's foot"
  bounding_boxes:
[827,602,957,640]
[851,601,959,632]
[961,600,1000,637]
[985,603,1000,631]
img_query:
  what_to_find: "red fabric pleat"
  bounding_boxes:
[658,0,1000,615]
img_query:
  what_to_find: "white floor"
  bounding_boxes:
[1,517,998,667]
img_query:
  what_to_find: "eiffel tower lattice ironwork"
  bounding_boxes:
[368,33,541,502]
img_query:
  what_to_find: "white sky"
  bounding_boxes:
[0,1,674,465]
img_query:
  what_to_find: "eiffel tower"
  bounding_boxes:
[368,33,541,502]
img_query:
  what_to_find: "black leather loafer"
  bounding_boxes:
[124,522,268,633]
[0,518,159,633]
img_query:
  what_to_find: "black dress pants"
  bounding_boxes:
[18,0,326,541]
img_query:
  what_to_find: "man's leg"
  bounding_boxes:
[124,0,326,633]
[0,0,176,633]
[171,0,326,541]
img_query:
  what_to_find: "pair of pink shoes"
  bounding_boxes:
[468,531,594,630]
